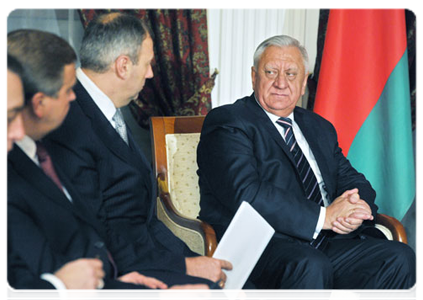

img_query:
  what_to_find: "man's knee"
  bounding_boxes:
[278,248,334,289]
[388,242,416,288]
[297,250,333,281]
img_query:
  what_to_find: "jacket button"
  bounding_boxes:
[94,241,104,248]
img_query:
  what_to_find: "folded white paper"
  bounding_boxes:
[212,201,275,289]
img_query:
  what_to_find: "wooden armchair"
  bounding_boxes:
[150,116,217,256]
[150,116,408,258]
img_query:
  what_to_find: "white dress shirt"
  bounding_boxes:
[76,68,120,129]
[255,98,328,238]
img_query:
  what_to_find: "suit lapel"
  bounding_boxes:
[9,146,106,234]
[8,146,73,211]
[74,81,146,171]
[245,95,297,168]
[294,108,333,200]
[55,166,108,234]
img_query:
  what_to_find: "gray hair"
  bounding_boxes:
[80,12,151,73]
[253,35,309,74]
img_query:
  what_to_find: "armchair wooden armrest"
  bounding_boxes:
[375,213,407,244]
[156,173,217,256]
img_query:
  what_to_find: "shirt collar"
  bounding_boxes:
[76,68,117,122]
[15,135,38,165]
[253,93,295,124]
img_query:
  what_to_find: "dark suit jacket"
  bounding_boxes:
[197,94,377,243]
[5,258,59,300]
[45,81,195,274]
[8,252,55,289]
[7,146,153,289]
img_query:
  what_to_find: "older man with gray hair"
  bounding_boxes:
[197,34,415,289]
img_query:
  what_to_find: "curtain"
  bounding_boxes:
[307,9,415,131]
[79,9,215,128]
[8,10,85,60]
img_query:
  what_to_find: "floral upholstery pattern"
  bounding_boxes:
[166,133,201,219]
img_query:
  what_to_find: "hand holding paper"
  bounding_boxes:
[212,201,275,289]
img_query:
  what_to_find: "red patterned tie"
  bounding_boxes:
[36,141,64,192]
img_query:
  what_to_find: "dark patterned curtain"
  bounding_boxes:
[79,9,215,128]
[307,9,416,131]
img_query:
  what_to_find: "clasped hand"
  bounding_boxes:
[324,188,373,234]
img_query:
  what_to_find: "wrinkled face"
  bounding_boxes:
[252,46,308,117]
[42,63,76,133]
[125,36,154,104]
[7,70,25,152]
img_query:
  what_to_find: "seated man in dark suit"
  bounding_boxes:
[197,35,415,289]
[45,12,230,287]
[7,29,212,290]
[7,53,105,290]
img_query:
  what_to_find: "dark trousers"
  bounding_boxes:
[248,236,415,289]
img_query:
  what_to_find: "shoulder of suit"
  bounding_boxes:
[206,95,253,118]
[295,106,333,126]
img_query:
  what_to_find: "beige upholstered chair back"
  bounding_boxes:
[166,133,201,219]
[150,116,217,257]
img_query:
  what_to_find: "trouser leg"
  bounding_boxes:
[323,237,415,289]
[249,238,334,289]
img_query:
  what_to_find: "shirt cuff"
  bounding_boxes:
[40,273,67,290]
[313,206,326,239]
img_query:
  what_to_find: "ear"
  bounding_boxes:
[115,55,132,80]
[251,66,257,90]
[31,92,47,118]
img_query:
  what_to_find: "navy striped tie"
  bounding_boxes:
[276,117,326,249]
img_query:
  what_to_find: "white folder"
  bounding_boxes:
[212,201,275,289]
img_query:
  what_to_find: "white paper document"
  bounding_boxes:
[212,201,275,289]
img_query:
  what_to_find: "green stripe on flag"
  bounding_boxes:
[347,51,415,220]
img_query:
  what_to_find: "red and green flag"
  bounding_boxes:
[314,9,415,221]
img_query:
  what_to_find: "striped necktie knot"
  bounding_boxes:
[276,117,292,128]
[112,109,129,145]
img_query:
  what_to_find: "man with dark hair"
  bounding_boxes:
[7,29,212,290]
[45,12,231,287]
[197,34,415,289]
[8,53,107,290]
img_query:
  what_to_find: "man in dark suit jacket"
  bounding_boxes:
[45,12,231,287]
[7,29,212,290]
[5,52,104,300]
[197,35,415,289]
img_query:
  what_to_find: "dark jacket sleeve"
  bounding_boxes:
[6,279,59,300]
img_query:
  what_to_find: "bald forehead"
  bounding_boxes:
[99,12,122,24]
